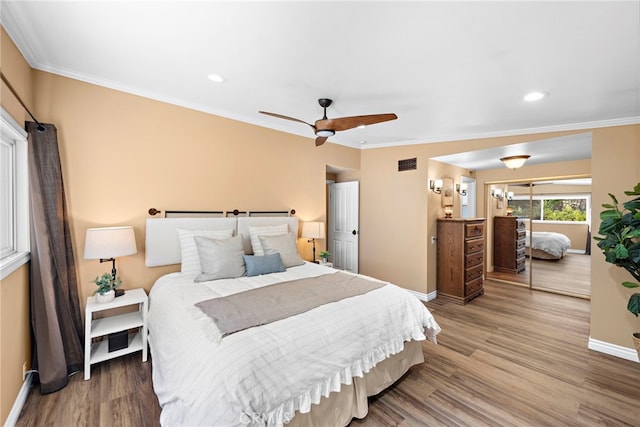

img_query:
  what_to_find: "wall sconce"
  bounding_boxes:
[444,205,453,218]
[506,191,514,201]
[491,188,504,200]
[429,179,443,194]
[456,183,468,196]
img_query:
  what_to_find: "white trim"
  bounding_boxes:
[566,248,586,255]
[5,372,33,427]
[408,289,438,302]
[360,116,640,149]
[588,337,639,363]
[0,251,30,281]
[0,108,30,279]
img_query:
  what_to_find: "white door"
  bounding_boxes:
[329,181,359,273]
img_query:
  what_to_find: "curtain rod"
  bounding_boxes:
[0,71,45,131]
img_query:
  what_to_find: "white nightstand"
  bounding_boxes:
[84,288,148,380]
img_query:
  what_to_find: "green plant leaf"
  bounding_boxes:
[622,281,640,289]
[628,293,640,316]
[614,244,629,259]
[599,209,621,219]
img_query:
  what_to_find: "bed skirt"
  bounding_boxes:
[287,339,424,426]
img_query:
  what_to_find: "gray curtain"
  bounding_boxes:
[27,121,84,394]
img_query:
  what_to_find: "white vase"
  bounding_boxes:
[95,290,115,304]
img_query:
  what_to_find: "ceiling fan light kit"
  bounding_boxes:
[500,155,530,169]
[259,98,397,146]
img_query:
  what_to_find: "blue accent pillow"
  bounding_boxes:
[243,253,285,277]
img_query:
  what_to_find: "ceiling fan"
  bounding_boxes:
[259,98,398,146]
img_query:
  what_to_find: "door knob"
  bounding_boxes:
[352,230,357,235]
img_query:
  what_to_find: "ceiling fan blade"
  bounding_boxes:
[315,136,328,146]
[259,111,315,130]
[317,113,397,132]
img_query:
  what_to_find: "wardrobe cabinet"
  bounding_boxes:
[436,218,485,304]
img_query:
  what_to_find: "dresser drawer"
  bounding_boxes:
[516,230,526,240]
[464,264,483,282]
[516,257,526,272]
[465,222,484,239]
[516,247,526,259]
[516,239,526,250]
[465,238,484,254]
[465,277,483,296]
[516,219,526,230]
[465,252,484,268]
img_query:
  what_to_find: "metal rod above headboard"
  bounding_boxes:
[147,208,296,217]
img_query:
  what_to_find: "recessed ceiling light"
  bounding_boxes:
[357,124,366,129]
[360,140,367,144]
[207,73,226,83]
[523,91,548,102]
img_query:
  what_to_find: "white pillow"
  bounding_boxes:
[177,228,234,275]
[258,232,305,268]
[248,224,288,255]
[193,235,246,282]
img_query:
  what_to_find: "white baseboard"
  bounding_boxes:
[409,289,437,302]
[5,372,32,426]
[567,248,588,254]
[588,337,639,363]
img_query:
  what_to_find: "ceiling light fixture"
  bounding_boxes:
[315,129,335,138]
[500,155,530,169]
[523,91,548,102]
[207,73,226,83]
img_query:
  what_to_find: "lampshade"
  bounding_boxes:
[500,155,530,169]
[301,221,325,239]
[84,226,137,259]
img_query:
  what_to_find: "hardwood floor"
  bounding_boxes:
[488,253,591,298]
[17,280,639,426]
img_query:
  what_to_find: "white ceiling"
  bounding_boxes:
[1,1,639,166]
[431,132,592,171]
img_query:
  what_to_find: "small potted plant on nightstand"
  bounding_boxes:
[92,273,122,303]
[319,250,330,264]
[594,182,640,358]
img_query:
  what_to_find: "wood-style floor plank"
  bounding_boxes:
[17,280,640,426]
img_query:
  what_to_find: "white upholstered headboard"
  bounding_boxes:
[145,216,299,267]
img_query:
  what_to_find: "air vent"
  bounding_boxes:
[398,157,417,172]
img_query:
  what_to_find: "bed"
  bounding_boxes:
[526,230,571,260]
[145,216,440,426]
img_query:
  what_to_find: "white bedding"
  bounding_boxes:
[526,231,571,258]
[148,262,440,426]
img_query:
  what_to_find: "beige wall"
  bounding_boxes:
[591,125,640,348]
[1,27,33,424]
[32,70,361,301]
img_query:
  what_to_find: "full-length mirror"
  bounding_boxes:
[486,177,592,298]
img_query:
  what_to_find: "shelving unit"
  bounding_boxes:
[84,288,148,380]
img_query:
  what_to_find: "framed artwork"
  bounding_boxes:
[441,177,454,207]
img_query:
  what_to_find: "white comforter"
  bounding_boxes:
[526,231,572,258]
[148,262,440,427]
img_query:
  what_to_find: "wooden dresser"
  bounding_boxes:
[493,215,526,274]
[436,218,485,304]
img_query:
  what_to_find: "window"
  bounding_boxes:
[0,108,29,280]
[509,194,590,223]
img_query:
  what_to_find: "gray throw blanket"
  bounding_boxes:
[195,272,385,337]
